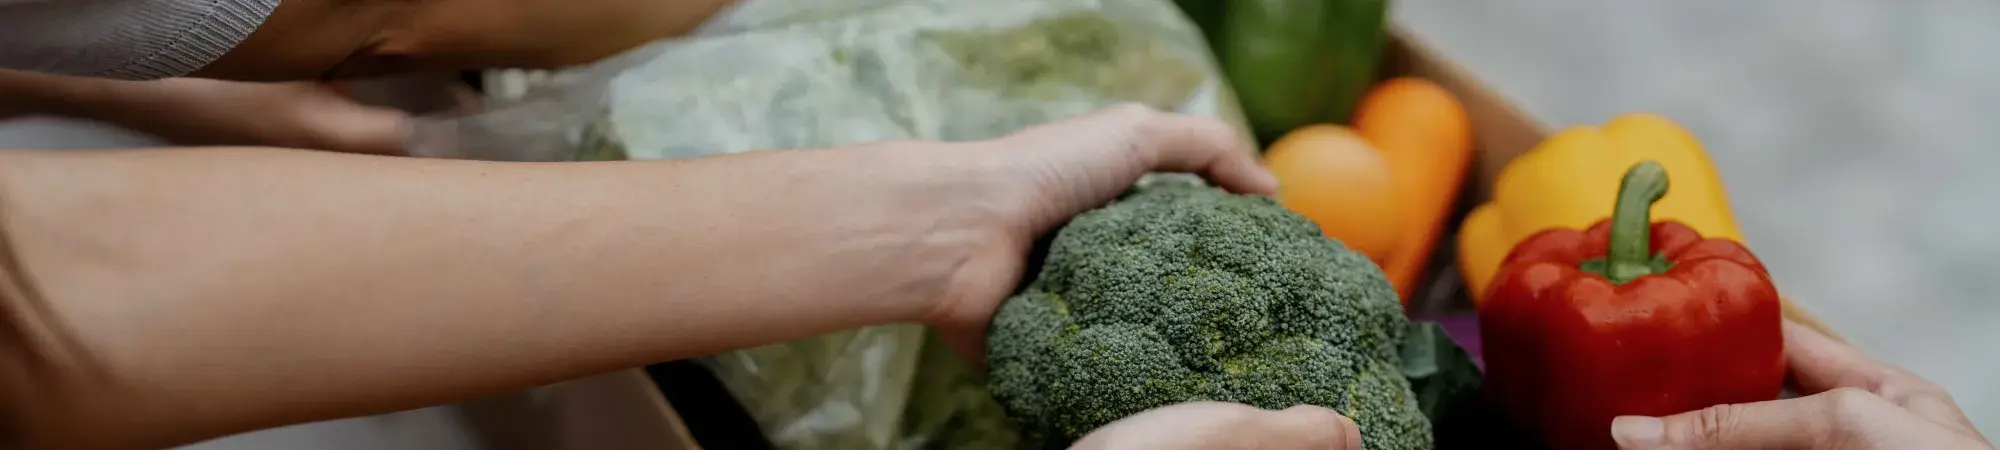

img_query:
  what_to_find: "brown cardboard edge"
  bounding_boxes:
[1382,26,1844,342]
[457,369,700,450]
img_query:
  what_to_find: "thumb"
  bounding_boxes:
[1611,389,1885,449]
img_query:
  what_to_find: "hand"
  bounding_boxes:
[1069,402,1362,450]
[919,104,1276,361]
[1610,320,1993,449]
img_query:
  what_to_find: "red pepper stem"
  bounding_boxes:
[1604,161,1671,283]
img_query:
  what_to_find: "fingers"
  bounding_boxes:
[1613,387,1992,450]
[1613,388,1895,449]
[1783,319,1889,394]
[1005,103,1276,195]
[1121,107,1277,195]
[1617,319,1993,449]
[1781,320,1981,436]
[1262,405,1362,450]
[1612,396,1830,449]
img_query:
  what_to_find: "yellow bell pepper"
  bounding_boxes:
[1458,113,1746,302]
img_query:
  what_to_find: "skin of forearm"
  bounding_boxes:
[0,144,1008,448]
[0,69,210,129]
[0,69,111,118]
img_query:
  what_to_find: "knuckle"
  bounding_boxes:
[1823,387,1881,409]
[1693,405,1737,444]
[1877,369,1952,401]
[1113,130,1157,171]
[1822,387,1890,427]
[1106,103,1168,140]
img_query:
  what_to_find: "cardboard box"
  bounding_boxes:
[418,24,1839,449]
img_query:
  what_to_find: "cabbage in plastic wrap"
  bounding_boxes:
[593,0,1246,161]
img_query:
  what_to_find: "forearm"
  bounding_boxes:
[0,70,212,132]
[0,69,110,119]
[0,144,1003,448]
[197,0,744,80]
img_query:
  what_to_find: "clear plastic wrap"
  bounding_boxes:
[408,0,1247,448]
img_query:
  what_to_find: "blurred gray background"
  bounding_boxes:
[0,0,1992,447]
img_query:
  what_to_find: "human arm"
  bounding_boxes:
[2,0,739,81]
[1609,320,1992,449]
[201,0,746,80]
[0,105,1274,449]
[0,70,410,154]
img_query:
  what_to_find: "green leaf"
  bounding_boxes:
[1399,322,1481,422]
[1401,321,1549,449]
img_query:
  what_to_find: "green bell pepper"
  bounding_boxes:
[1175,0,1391,144]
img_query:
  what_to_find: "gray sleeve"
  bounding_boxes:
[0,0,280,80]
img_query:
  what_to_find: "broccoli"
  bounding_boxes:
[985,179,1433,449]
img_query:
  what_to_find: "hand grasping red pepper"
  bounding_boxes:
[1478,160,1786,450]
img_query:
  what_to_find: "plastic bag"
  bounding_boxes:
[409,0,1247,448]
[894,331,1020,450]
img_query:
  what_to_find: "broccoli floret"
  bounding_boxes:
[986,179,1431,450]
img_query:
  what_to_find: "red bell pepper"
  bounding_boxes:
[1478,160,1785,450]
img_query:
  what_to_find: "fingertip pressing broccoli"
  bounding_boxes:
[985,179,1433,450]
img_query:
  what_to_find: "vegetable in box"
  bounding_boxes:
[985,179,1433,449]
[1479,161,1785,450]
[1175,0,1392,142]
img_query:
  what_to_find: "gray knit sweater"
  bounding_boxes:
[0,0,280,79]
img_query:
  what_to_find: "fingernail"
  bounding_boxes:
[1335,415,1361,450]
[1610,416,1665,449]
[1253,169,1281,195]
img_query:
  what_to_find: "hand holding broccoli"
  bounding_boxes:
[978,178,1432,449]
[919,103,1277,362]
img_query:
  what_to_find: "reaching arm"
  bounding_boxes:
[0,69,411,154]
[3,0,739,82]
[0,104,1275,450]
[0,143,1005,449]
[203,0,746,80]
[0,69,91,120]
